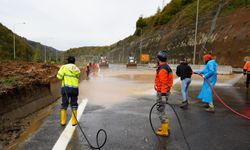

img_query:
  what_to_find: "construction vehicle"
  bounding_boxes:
[99,56,109,68]
[126,56,137,68]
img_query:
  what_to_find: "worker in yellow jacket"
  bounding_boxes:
[243,60,250,88]
[57,56,81,126]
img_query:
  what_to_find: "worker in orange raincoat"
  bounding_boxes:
[243,60,250,88]
[154,50,173,137]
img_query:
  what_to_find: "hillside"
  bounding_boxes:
[107,0,250,67]
[0,23,61,62]
[65,46,114,65]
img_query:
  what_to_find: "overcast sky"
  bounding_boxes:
[0,0,170,50]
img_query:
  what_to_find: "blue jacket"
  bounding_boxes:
[196,60,218,103]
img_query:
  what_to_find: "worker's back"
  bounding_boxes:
[57,63,81,88]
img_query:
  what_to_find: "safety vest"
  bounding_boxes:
[243,61,250,72]
[57,64,81,88]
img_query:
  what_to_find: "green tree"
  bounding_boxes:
[136,16,147,29]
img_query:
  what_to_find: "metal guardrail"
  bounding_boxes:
[232,68,243,73]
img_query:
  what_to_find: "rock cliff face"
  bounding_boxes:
[108,4,250,67]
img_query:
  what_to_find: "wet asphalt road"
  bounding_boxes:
[19,65,250,150]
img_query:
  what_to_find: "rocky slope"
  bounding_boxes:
[107,0,250,67]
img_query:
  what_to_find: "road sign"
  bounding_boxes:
[141,54,150,63]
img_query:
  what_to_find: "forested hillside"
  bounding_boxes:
[0,23,61,62]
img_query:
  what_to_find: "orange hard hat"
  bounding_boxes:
[204,54,212,62]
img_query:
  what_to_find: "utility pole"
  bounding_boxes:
[139,28,142,64]
[13,22,25,60]
[44,37,54,63]
[56,50,58,63]
[123,42,125,63]
[44,45,47,63]
[193,0,199,64]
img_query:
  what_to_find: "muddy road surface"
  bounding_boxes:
[13,64,250,150]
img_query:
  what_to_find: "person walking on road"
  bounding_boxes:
[86,63,90,80]
[176,58,192,109]
[57,56,81,126]
[243,60,250,88]
[154,50,173,136]
[195,54,217,112]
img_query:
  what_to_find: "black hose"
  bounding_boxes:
[149,102,191,150]
[63,86,107,150]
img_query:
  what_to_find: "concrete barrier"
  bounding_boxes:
[148,63,233,75]
[0,68,87,130]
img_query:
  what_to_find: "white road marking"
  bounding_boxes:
[52,99,88,150]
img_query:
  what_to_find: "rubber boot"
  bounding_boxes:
[157,127,162,132]
[206,104,215,113]
[180,101,188,109]
[156,119,169,137]
[61,109,67,126]
[71,109,78,126]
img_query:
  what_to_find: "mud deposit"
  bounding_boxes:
[0,61,60,149]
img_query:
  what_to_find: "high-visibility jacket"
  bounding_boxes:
[243,61,250,74]
[57,64,81,88]
[155,62,173,94]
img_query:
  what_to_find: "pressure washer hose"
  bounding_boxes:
[194,73,250,120]
[149,102,191,150]
[63,86,107,150]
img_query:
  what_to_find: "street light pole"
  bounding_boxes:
[193,0,199,64]
[13,22,25,60]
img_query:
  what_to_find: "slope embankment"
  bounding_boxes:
[0,61,87,148]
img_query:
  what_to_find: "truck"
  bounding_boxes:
[126,56,137,68]
[99,56,109,68]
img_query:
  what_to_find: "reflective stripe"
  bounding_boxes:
[64,74,79,79]
[63,84,78,88]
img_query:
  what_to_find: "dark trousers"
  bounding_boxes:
[61,87,79,110]
[246,74,250,88]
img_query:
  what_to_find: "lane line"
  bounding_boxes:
[52,98,88,150]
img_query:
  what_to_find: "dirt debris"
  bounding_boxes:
[0,61,59,94]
